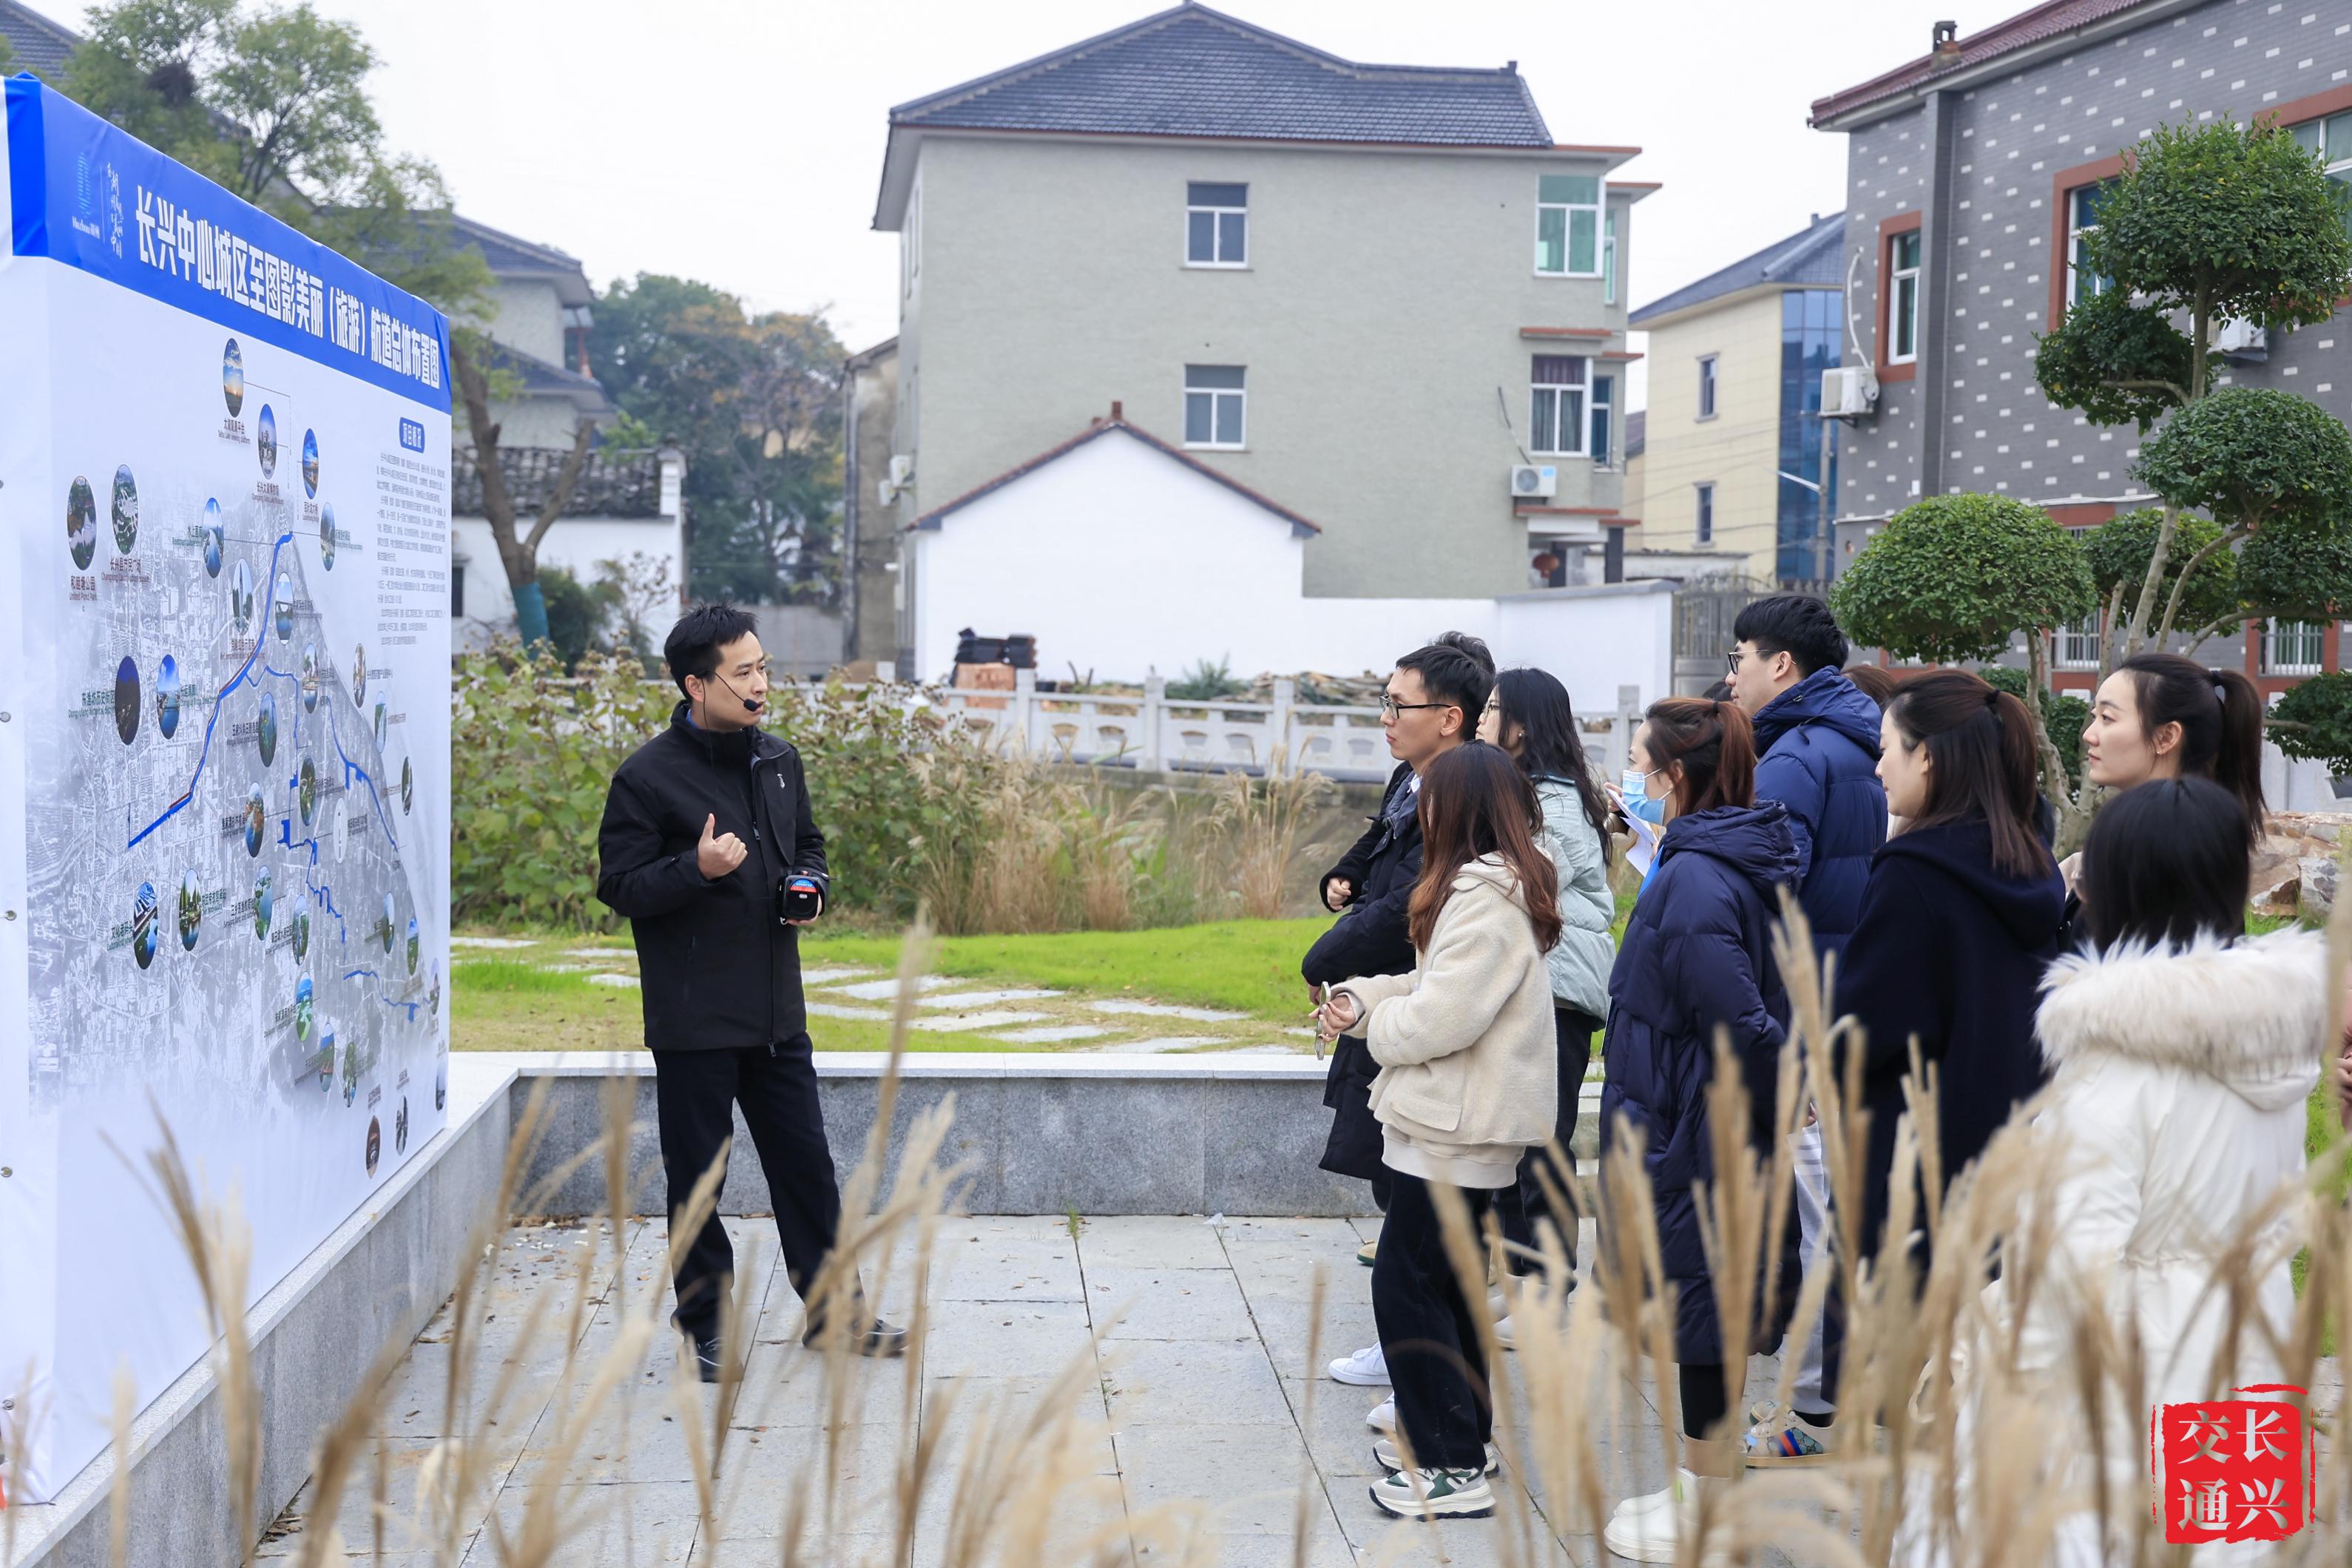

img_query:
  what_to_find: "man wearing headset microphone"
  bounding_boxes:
[598,604,906,1380]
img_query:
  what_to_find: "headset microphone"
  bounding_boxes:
[716,672,764,715]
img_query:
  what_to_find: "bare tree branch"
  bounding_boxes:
[2155,524,2247,644]
[524,419,597,558]
[2094,578,2127,684]
[2099,378,2190,403]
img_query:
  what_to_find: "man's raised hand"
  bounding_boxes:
[697,813,748,879]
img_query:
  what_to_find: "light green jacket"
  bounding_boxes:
[1533,775,1615,1020]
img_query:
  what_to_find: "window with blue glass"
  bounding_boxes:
[2067,180,2118,305]
[1777,289,1841,584]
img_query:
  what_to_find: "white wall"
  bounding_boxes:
[909,428,1676,713]
[452,513,683,649]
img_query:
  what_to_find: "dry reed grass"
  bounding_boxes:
[1209,751,1336,921]
[21,896,2348,1566]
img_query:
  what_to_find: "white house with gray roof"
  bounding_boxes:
[856,1,1653,677]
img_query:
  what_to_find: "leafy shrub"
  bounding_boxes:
[1831,494,2096,665]
[1166,658,1245,700]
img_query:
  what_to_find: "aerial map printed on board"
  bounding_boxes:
[0,78,452,1501]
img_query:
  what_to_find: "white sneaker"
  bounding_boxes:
[1603,1470,1703,1563]
[1366,1464,1494,1520]
[1328,1342,1390,1386]
[1365,1396,1396,1433]
[1373,1435,1501,1476]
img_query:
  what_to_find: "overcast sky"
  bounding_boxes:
[263,0,1976,410]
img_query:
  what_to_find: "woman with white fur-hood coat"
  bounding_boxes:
[1912,778,2325,1567]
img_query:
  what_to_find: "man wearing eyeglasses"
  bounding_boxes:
[598,604,906,1384]
[1300,632,1492,1387]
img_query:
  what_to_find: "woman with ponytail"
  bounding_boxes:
[1834,671,2067,1274]
[1599,698,1800,1559]
[2081,654,2266,842]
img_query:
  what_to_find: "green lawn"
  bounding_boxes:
[803,916,1338,1023]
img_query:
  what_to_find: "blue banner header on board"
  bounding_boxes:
[6,75,451,412]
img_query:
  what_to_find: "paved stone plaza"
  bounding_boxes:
[256,1212,1715,1566]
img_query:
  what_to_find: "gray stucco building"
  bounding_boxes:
[857,2,1651,669]
[1811,0,2352,696]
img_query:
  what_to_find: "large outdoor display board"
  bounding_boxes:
[0,80,452,1501]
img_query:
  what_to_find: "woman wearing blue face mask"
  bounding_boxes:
[1617,741,1670,897]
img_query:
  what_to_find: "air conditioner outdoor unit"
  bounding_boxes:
[2214,318,2268,358]
[876,475,900,507]
[1820,365,1878,418]
[1510,463,1559,499]
[888,453,915,487]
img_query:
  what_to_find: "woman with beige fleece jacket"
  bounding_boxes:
[1315,741,1561,1521]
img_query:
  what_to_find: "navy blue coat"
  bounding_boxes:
[1600,803,1802,1365]
[1304,762,1424,1181]
[1751,668,1887,963]
[1832,817,2067,1262]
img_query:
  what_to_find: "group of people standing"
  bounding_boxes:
[1300,598,2340,1562]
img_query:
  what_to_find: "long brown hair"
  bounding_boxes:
[1640,697,1758,816]
[2112,653,2266,847]
[1885,669,2052,879]
[1406,743,1564,953]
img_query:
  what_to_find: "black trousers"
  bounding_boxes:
[1494,1005,1599,1277]
[651,1036,843,1342]
[1372,1170,1496,1469]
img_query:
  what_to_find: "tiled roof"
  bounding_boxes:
[913,413,1324,537]
[0,0,79,77]
[453,446,666,521]
[1810,0,2147,127]
[450,214,595,307]
[475,338,609,416]
[1629,212,1845,325]
[891,2,1550,148]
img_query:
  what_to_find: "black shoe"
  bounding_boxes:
[801,1314,909,1358]
[692,1334,722,1384]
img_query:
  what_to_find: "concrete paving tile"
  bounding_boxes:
[1087,1263,1259,1342]
[587,973,641,988]
[257,1436,482,1561]
[826,976,959,1001]
[465,1479,703,1566]
[922,1298,1101,1376]
[1284,1379,1392,1481]
[1102,1035,1230,1052]
[1340,1510,1575,1568]
[1250,1294,1379,1383]
[1086,1000,1248,1022]
[1134,1529,1360,1568]
[510,1400,711,1487]
[996,1024,1115,1043]
[729,1356,922,1430]
[918,1371,1115,1441]
[806,1000,893,1021]
[1115,1422,1331,1537]
[1103,1340,1293,1427]
[917,987,1064,1007]
[910,1008,1053,1031]
[799,965,881,984]
[916,1231,1086,1303]
[1080,1214,1231,1269]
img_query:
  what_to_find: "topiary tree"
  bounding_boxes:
[2078,508,2238,652]
[2033,115,2352,660]
[1831,494,2105,844]
[2271,673,2352,776]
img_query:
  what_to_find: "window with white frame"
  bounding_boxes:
[1603,209,1618,305]
[1535,175,1601,277]
[2291,112,2352,241]
[1184,365,1246,448]
[1590,374,1615,467]
[1529,355,1588,455]
[1186,182,1248,266]
[1888,229,1921,364]
[2065,181,2116,306]
[2263,618,2327,676]
[1695,483,1715,545]
[1697,355,1718,420]
[2056,613,2101,669]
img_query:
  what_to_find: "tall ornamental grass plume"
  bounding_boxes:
[89,896,2351,1564]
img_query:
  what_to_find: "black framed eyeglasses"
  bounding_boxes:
[1725,650,1744,674]
[1379,695,1452,719]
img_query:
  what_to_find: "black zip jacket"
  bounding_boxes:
[596,702,830,1051]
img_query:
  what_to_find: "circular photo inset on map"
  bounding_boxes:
[380,893,396,954]
[342,1045,358,1106]
[291,893,311,960]
[320,504,337,571]
[155,655,180,740]
[365,1117,380,1177]
[244,785,266,856]
[300,642,320,713]
[400,757,413,815]
[273,572,292,641]
[229,559,254,634]
[351,643,366,707]
[294,973,314,1040]
[255,691,278,767]
[203,501,223,578]
[114,656,141,745]
[317,1029,334,1092]
[223,338,244,417]
[257,405,277,478]
[252,865,273,939]
[396,1096,408,1155]
[298,756,317,826]
[132,881,158,970]
[177,869,200,952]
[373,700,388,751]
[67,476,97,570]
[111,464,138,555]
[300,429,319,499]
[429,964,442,1024]
[405,916,419,976]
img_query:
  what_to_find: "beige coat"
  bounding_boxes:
[1334,854,1558,1188]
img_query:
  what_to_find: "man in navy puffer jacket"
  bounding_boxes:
[1728,595,1886,961]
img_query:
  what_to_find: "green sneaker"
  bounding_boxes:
[1367,1464,1494,1520]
